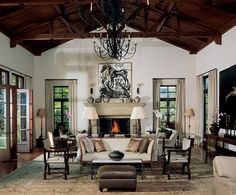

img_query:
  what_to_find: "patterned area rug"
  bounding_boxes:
[0,156,214,195]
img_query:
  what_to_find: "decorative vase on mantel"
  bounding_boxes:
[209,123,220,135]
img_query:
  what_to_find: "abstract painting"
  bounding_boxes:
[219,64,236,129]
[98,63,132,98]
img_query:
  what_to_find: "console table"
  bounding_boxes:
[204,134,236,163]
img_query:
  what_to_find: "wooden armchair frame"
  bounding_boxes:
[162,137,192,180]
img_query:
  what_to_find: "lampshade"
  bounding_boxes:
[184,108,195,117]
[82,107,99,120]
[130,107,148,119]
[37,108,46,117]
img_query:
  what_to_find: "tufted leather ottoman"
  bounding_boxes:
[98,165,137,192]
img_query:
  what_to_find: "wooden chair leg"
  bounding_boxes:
[44,164,47,179]
[186,165,191,179]
[167,165,171,180]
[182,164,185,174]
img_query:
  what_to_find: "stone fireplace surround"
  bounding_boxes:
[85,102,146,135]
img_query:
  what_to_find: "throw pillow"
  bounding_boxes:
[126,138,141,152]
[138,138,149,153]
[147,139,155,155]
[93,139,106,152]
[82,138,94,153]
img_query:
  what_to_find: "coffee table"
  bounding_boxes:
[91,158,143,179]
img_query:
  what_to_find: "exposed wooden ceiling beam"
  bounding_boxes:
[11,31,212,42]
[0,5,24,17]
[0,0,78,6]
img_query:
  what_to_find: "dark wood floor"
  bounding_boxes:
[0,148,42,180]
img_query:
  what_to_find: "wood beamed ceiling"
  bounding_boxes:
[0,0,235,56]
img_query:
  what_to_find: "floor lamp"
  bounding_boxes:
[37,108,46,140]
[82,107,99,138]
[184,108,195,138]
[130,106,148,137]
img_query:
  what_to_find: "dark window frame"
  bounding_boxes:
[203,75,209,134]
[53,86,69,134]
[0,68,10,84]
[11,73,24,88]
[159,85,176,128]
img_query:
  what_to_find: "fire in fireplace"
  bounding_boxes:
[99,118,130,135]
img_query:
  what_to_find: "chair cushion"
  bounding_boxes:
[147,139,154,155]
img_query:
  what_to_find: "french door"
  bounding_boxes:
[17,89,33,152]
[0,85,17,161]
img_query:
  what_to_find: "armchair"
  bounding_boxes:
[42,139,69,180]
[213,156,236,195]
[163,137,192,180]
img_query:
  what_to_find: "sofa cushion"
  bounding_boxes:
[147,139,154,155]
[93,139,106,152]
[214,156,236,179]
[138,138,149,153]
[82,138,94,153]
[126,138,141,152]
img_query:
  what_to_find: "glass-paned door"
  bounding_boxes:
[17,89,33,152]
[0,85,17,161]
[53,86,69,136]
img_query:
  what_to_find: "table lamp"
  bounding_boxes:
[82,107,99,137]
[184,108,195,138]
[130,106,148,137]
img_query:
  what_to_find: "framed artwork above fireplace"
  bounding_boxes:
[98,62,132,99]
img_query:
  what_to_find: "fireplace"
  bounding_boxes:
[99,118,130,135]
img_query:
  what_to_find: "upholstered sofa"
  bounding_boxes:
[156,128,179,157]
[213,156,236,195]
[77,136,156,166]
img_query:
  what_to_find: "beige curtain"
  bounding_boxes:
[196,75,204,144]
[45,79,78,135]
[153,79,163,131]
[176,79,186,141]
[208,69,217,131]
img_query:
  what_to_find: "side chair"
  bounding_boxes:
[163,137,192,180]
[42,138,69,180]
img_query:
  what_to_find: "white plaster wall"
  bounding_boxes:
[34,38,196,136]
[0,33,34,76]
[197,26,236,74]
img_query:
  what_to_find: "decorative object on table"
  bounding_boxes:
[125,98,133,103]
[133,96,140,103]
[95,97,102,103]
[153,109,163,132]
[210,109,225,135]
[82,107,99,137]
[102,97,110,103]
[108,150,124,161]
[184,108,195,137]
[130,106,148,137]
[36,108,46,147]
[87,84,95,103]
[117,98,124,103]
[98,63,132,99]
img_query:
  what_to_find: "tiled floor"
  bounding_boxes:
[0,147,42,180]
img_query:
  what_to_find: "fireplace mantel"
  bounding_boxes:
[85,102,146,117]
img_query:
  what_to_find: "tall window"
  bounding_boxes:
[53,86,69,134]
[0,69,9,84]
[203,76,209,134]
[160,85,176,128]
[11,73,24,88]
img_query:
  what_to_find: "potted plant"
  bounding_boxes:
[209,109,225,135]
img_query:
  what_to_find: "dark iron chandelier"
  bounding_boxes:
[78,0,142,61]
